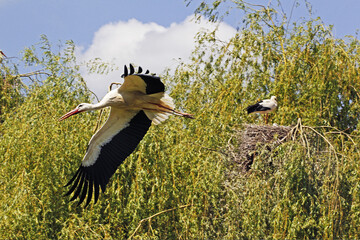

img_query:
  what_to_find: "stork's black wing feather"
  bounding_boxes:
[121,65,129,78]
[121,64,165,94]
[136,74,165,94]
[246,101,271,114]
[129,64,135,75]
[65,110,152,206]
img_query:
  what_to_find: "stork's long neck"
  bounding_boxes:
[91,101,109,110]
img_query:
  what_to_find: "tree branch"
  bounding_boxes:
[128,204,192,239]
[15,70,51,78]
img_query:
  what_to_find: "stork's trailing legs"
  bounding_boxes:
[143,103,194,119]
[154,103,194,119]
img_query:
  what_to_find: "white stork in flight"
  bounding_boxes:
[246,96,277,124]
[59,64,193,206]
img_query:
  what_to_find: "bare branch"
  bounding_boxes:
[15,70,51,78]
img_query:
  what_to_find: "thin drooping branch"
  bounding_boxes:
[128,204,192,239]
[15,70,51,78]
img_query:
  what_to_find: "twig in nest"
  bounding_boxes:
[229,123,293,172]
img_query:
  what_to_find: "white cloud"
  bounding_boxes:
[76,15,236,98]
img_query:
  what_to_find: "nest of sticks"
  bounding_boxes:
[231,124,292,172]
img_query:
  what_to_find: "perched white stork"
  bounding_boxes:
[246,96,277,124]
[59,64,193,206]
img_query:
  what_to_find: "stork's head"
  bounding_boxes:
[59,103,93,121]
[270,96,277,102]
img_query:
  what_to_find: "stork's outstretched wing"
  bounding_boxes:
[65,108,152,206]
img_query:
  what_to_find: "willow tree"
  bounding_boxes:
[0,36,94,239]
[168,0,360,239]
[184,0,360,130]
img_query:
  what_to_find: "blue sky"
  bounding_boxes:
[2,0,359,57]
[1,0,359,96]
[1,0,196,56]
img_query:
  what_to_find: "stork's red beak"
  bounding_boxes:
[59,108,81,121]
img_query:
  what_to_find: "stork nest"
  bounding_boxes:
[230,124,292,172]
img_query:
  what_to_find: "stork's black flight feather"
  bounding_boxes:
[65,111,152,207]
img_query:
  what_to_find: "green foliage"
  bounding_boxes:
[0,1,360,239]
[223,123,360,239]
[0,37,94,238]
[0,56,25,121]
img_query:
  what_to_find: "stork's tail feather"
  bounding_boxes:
[145,111,170,125]
[144,93,174,125]
[246,103,258,114]
[156,93,175,111]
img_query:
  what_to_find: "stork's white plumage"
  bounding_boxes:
[246,96,277,123]
[60,64,193,206]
